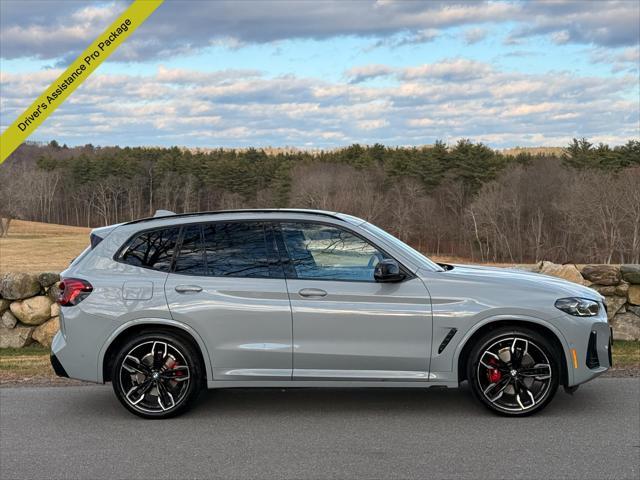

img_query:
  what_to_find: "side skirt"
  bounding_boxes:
[207,380,458,389]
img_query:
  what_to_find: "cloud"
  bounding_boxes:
[346,64,396,83]
[512,0,640,47]
[1,60,636,148]
[464,28,487,45]
[590,46,640,73]
[2,0,638,61]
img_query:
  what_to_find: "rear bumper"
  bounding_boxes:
[50,354,69,378]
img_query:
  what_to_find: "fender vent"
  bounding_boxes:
[438,328,458,354]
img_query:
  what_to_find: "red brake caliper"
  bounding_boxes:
[487,358,502,383]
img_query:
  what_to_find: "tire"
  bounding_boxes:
[111,331,202,419]
[466,327,560,416]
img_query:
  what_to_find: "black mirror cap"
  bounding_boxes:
[374,259,405,282]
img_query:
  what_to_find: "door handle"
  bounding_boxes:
[298,288,327,298]
[174,285,203,294]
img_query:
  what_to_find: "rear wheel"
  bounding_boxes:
[467,327,560,416]
[111,332,202,419]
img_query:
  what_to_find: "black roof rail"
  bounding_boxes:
[123,208,344,226]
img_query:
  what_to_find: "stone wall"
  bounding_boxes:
[0,273,61,348]
[0,264,638,348]
[518,262,639,340]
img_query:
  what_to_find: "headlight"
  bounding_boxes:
[555,297,600,317]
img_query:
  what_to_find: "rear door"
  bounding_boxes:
[276,222,432,381]
[165,221,292,380]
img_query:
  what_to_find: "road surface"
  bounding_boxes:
[1,378,638,479]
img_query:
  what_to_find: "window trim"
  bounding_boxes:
[114,218,413,282]
[272,220,415,283]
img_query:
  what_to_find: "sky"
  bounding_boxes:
[0,0,639,149]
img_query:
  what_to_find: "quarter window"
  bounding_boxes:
[118,227,179,272]
[279,223,388,281]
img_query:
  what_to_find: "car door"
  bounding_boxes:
[276,221,432,381]
[165,221,292,381]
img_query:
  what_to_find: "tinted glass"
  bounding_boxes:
[175,225,206,275]
[202,222,271,278]
[280,223,387,281]
[119,227,179,272]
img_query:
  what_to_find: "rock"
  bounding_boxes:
[604,296,627,320]
[9,296,52,325]
[38,272,60,289]
[0,298,10,314]
[0,324,34,348]
[32,317,59,348]
[1,310,18,329]
[580,265,621,286]
[621,264,640,284]
[47,283,62,303]
[610,311,640,341]
[0,273,41,300]
[592,285,616,296]
[50,302,60,318]
[628,285,640,306]
[627,305,640,316]
[615,282,629,296]
[540,261,586,285]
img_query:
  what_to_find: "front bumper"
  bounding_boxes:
[567,320,612,386]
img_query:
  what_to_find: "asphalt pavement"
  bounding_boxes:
[1,378,638,479]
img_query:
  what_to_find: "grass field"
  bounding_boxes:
[0,220,90,273]
[1,341,637,385]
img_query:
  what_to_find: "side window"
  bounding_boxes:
[175,224,206,275]
[118,227,179,272]
[202,222,272,278]
[279,223,388,281]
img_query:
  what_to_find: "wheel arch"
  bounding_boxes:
[454,316,572,387]
[99,318,212,384]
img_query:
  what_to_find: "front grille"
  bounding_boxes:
[586,331,600,369]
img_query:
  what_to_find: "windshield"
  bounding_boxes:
[360,222,444,272]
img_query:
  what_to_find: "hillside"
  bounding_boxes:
[0,220,90,273]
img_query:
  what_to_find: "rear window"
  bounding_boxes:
[202,222,271,278]
[117,227,179,272]
[173,222,275,278]
[174,225,206,275]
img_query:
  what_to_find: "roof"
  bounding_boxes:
[123,208,349,226]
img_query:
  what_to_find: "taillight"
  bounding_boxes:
[58,278,93,306]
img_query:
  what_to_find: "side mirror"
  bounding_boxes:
[374,259,405,283]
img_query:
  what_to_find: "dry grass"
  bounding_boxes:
[0,220,90,273]
[501,146,564,157]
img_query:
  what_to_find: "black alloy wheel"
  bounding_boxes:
[112,332,202,419]
[467,327,560,416]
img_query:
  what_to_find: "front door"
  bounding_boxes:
[165,221,292,380]
[276,222,432,381]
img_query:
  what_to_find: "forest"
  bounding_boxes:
[1,138,638,264]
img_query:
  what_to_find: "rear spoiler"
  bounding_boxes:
[89,223,123,248]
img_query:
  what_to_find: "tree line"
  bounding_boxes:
[1,138,638,264]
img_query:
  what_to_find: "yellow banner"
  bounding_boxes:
[0,0,164,164]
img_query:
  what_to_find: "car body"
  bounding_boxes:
[51,209,612,417]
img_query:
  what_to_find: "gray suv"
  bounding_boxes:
[51,209,612,418]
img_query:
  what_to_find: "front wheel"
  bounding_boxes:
[111,332,202,419]
[467,327,560,416]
